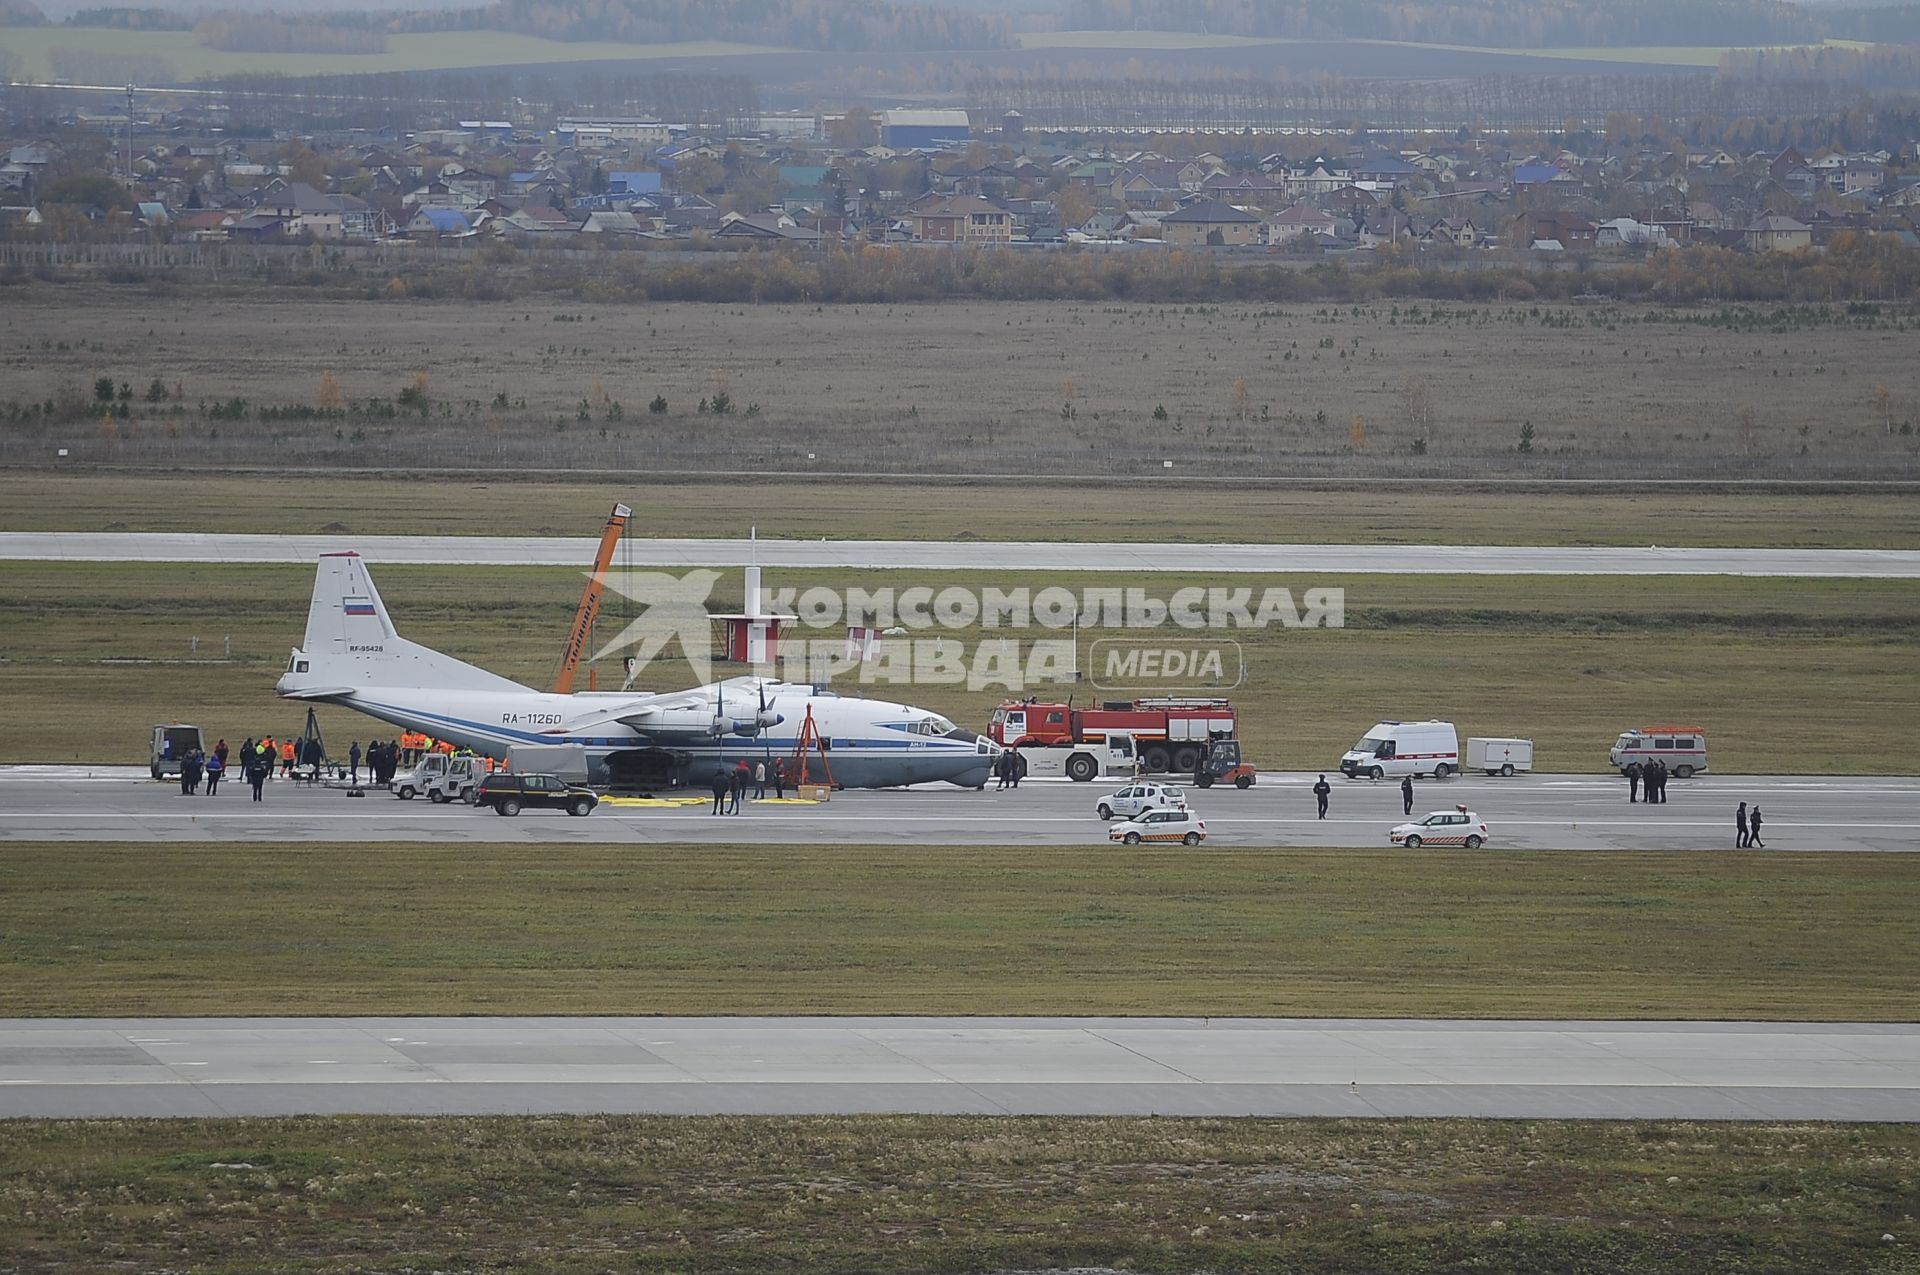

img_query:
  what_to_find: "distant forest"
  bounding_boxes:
[6,0,1920,52]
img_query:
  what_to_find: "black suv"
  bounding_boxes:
[474,773,598,817]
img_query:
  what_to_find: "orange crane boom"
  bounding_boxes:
[554,502,631,694]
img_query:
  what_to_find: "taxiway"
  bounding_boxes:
[3,532,1917,576]
[1,1016,1913,1120]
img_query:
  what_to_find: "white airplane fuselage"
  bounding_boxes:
[315,683,995,789]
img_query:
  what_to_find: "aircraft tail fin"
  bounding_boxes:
[278,553,525,697]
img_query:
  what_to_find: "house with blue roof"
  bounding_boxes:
[1514,162,1580,189]
[607,171,662,197]
[406,207,481,239]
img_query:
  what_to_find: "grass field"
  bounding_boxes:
[5,844,1917,1018]
[5,1114,1917,1273]
[5,291,1916,480]
[1018,30,1751,66]
[0,26,786,80]
[6,472,1920,548]
[1,561,1915,771]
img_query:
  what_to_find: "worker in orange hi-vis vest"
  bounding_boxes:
[279,739,296,778]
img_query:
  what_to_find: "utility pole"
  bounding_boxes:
[124,83,134,187]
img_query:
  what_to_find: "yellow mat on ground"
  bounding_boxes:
[599,796,712,808]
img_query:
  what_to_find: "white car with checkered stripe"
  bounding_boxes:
[1390,805,1490,849]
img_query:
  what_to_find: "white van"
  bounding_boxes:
[1609,728,1708,778]
[1467,737,1533,777]
[1341,720,1460,780]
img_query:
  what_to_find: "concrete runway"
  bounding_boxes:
[3,532,1917,577]
[2,1016,1914,1120]
[4,767,1917,850]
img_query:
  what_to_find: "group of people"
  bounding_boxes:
[348,740,418,788]
[993,748,1025,790]
[185,738,282,801]
[1624,760,1674,803]
[173,740,226,796]
[709,758,790,814]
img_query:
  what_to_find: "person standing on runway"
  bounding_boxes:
[1401,774,1414,816]
[1736,801,1750,848]
[1748,805,1765,847]
[1627,761,1641,803]
[1313,774,1331,820]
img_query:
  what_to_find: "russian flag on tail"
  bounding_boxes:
[344,596,377,616]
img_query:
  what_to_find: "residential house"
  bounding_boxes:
[406,207,483,239]
[1421,216,1485,248]
[1595,217,1673,248]
[903,194,1012,244]
[1158,198,1261,246]
[1265,201,1337,245]
[578,209,651,235]
[1745,214,1811,252]
[1513,162,1580,190]
[1201,170,1287,207]
[253,182,344,239]
[714,211,822,242]
[503,203,579,235]
[1357,210,1415,249]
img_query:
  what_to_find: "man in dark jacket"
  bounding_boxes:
[1748,805,1764,847]
[1627,761,1641,803]
[1313,774,1331,819]
[710,766,729,815]
[1736,801,1750,848]
[349,741,362,786]
[1401,774,1414,816]
[729,763,747,814]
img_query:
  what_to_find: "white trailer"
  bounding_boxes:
[507,743,591,786]
[1467,737,1533,776]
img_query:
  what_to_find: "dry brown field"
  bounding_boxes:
[2,287,1916,480]
[4,471,1917,546]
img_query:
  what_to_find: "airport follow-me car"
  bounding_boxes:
[1095,782,1188,821]
[1390,805,1491,849]
[1107,808,1208,845]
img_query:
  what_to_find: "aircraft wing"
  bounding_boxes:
[553,678,781,740]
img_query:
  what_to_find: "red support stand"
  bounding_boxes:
[790,705,836,789]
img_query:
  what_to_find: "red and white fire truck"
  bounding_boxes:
[987,697,1244,783]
